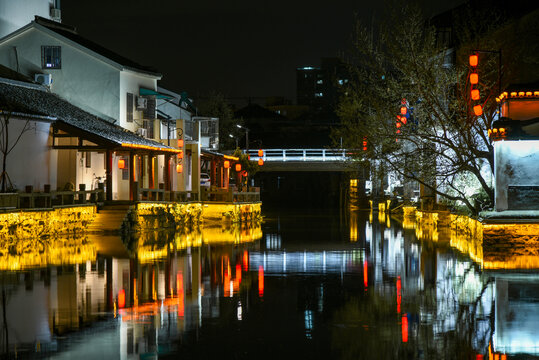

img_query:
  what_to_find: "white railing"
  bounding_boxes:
[246,149,350,162]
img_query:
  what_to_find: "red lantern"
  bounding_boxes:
[471,89,480,101]
[235,163,242,172]
[469,54,478,67]
[118,159,125,169]
[400,106,407,115]
[177,151,183,159]
[258,158,264,166]
[470,73,478,85]
[396,121,402,128]
[176,164,183,173]
[178,139,184,148]
[224,160,230,169]
[258,149,264,157]
[473,104,483,116]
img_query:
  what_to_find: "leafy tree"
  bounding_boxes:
[198,92,241,150]
[333,4,520,215]
[232,148,259,191]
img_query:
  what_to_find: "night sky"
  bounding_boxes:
[61,1,463,105]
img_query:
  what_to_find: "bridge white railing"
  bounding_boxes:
[246,149,351,162]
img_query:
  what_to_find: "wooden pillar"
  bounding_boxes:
[106,150,113,201]
[148,154,154,189]
[211,158,217,188]
[164,154,171,191]
[129,152,135,201]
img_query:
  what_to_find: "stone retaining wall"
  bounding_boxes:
[0,205,96,239]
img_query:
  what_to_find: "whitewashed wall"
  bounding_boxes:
[0,27,121,122]
[494,140,539,211]
[0,0,57,39]
[119,71,158,131]
[6,118,56,191]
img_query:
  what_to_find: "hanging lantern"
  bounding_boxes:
[470,73,479,85]
[258,158,264,166]
[258,149,264,157]
[235,163,242,172]
[224,160,230,169]
[178,139,184,148]
[400,106,407,115]
[118,159,125,169]
[177,151,183,159]
[396,121,402,128]
[473,104,483,116]
[471,89,480,101]
[469,54,478,67]
[176,164,183,173]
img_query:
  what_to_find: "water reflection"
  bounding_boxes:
[0,211,538,359]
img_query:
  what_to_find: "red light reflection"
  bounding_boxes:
[118,289,126,308]
[396,276,402,313]
[258,265,264,297]
[363,260,368,290]
[402,314,408,342]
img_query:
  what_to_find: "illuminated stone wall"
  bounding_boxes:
[132,202,262,231]
[0,205,96,240]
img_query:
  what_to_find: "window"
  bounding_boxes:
[126,93,133,122]
[41,46,61,69]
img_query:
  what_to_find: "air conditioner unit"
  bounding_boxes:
[136,96,147,110]
[35,74,52,86]
[50,8,61,21]
[136,128,147,137]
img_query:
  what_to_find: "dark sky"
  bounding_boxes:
[61,1,462,104]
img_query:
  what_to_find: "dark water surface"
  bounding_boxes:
[1,209,538,359]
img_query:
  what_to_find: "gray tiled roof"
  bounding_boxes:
[0,78,176,151]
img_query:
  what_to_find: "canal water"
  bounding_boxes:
[0,209,538,359]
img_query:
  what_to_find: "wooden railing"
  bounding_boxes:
[0,189,105,210]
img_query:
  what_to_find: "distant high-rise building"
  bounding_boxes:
[0,0,61,38]
[296,58,349,112]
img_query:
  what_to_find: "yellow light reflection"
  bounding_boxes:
[0,236,96,270]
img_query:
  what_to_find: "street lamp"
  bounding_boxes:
[229,134,238,148]
[236,124,249,152]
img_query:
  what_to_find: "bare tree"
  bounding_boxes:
[333,4,514,215]
[0,110,32,192]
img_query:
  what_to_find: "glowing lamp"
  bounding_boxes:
[518,91,525,97]
[499,127,506,134]
[224,160,230,169]
[118,159,125,169]
[118,289,126,308]
[473,104,483,116]
[176,164,183,173]
[510,92,517,97]
[470,73,478,85]
[400,106,407,115]
[258,158,264,166]
[492,128,498,133]
[178,139,184,148]
[526,91,532,97]
[471,89,480,101]
[258,149,264,157]
[177,151,183,159]
[396,129,401,134]
[535,91,539,96]
[469,54,478,67]
[235,163,241,172]
[487,129,492,136]
[396,121,402,128]
[363,146,367,151]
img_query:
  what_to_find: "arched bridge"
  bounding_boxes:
[246,149,355,172]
